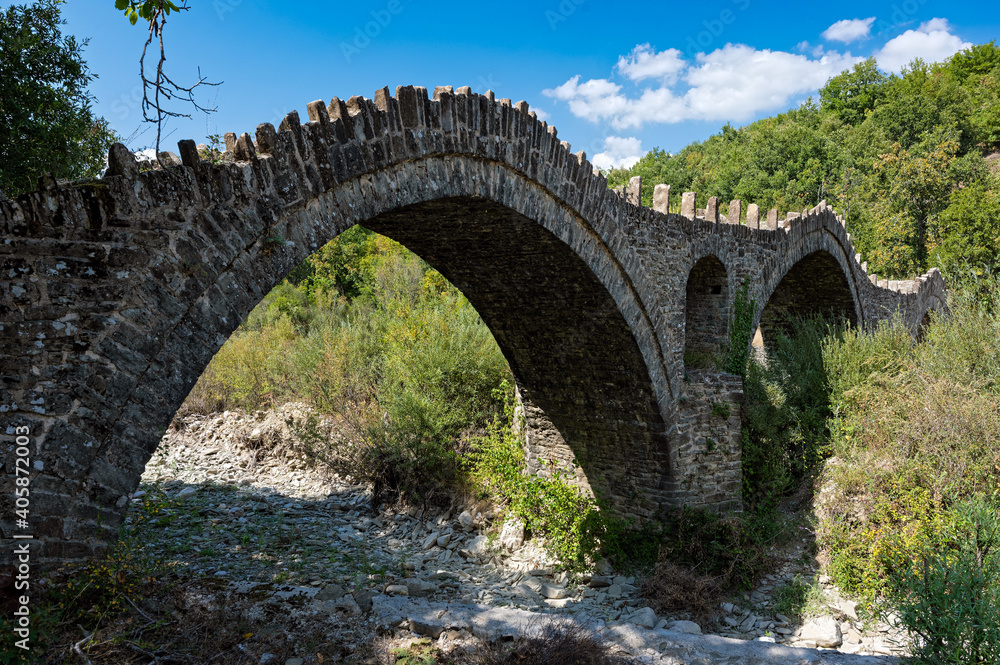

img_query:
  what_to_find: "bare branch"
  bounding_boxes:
[134,0,221,166]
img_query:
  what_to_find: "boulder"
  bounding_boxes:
[631,607,657,629]
[467,535,490,557]
[799,616,842,648]
[540,584,567,599]
[498,518,525,550]
[669,620,702,635]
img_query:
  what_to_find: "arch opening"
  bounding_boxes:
[149,195,672,529]
[684,255,729,367]
[361,197,669,514]
[758,250,858,346]
[916,309,933,342]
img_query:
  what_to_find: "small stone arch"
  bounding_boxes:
[758,250,859,344]
[916,294,945,341]
[684,255,729,364]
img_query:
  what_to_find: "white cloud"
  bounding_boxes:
[616,44,687,83]
[822,17,876,43]
[532,107,551,122]
[544,44,862,129]
[544,75,630,120]
[591,136,644,170]
[876,18,972,72]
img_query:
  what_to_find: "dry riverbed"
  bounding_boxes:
[43,404,908,664]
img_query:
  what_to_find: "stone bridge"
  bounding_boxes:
[0,85,945,569]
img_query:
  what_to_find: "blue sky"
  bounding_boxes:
[40,0,1000,168]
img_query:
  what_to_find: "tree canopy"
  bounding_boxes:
[0,0,116,196]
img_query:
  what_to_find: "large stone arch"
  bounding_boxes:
[88,162,673,549]
[3,113,679,566]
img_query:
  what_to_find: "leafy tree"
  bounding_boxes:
[866,130,984,275]
[943,42,1000,149]
[944,40,1000,81]
[867,60,972,152]
[605,147,696,208]
[0,0,116,196]
[931,179,1000,276]
[287,225,379,300]
[820,57,889,126]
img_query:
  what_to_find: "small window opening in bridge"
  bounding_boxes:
[917,310,933,343]
[684,255,729,368]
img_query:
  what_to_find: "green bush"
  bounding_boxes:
[722,281,757,376]
[817,276,1000,605]
[185,230,512,508]
[742,317,835,511]
[466,391,613,570]
[880,499,1000,664]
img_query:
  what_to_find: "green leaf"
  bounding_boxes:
[115,0,129,10]
[128,10,138,25]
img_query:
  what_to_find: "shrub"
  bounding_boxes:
[641,558,722,624]
[656,507,775,591]
[742,316,835,511]
[185,231,512,509]
[880,499,1000,664]
[722,281,757,376]
[466,391,613,570]
[0,493,169,661]
[817,276,1000,604]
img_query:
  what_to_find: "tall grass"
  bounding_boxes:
[817,275,1000,609]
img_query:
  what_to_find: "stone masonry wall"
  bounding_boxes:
[674,370,744,513]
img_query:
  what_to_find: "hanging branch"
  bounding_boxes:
[117,0,221,166]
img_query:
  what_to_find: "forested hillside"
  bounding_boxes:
[607,43,1000,280]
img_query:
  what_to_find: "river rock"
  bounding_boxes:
[406,579,437,598]
[541,584,568,599]
[670,620,702,635]
[799,616,843,648]
[498,518,525,550]
[631,607,657,628]
[467,535,489,557]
